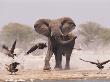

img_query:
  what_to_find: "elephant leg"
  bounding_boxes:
[43,50,53,70]
[54,53,59,68]
[65,51,72,70]
[65,54,71,70]
[43,38,53,70]
[58,53,62,69]
[54,49,62,70]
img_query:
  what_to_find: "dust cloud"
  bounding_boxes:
[1,48,110,71]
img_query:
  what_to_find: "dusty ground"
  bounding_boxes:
[0,69,110,81]
[1,50,110,81]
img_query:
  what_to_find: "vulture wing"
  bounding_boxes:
[80,58,97,65]
[10,40,17,54]
[101,60,110,65]
[2,45,9,51]
[26,44,38,54]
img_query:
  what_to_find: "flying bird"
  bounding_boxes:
[80,58,110,73]
[26,43,47,54]
[5,62,20,75]
[2,40,17,59]
[80,58,110,69]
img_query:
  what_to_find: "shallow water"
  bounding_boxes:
[13,80,110,82]
[32,80,110,82]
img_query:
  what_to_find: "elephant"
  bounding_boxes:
[53,34,77,70]
[34,17,76,70]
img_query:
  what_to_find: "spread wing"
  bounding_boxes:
[101,60,110,65]
[80,58,97,65]
[10,40,17,54]
[2,45,13,57]
[26,44,38,54]
[38,43,47,49]
[2,45,9,51]
[6,53,13,58]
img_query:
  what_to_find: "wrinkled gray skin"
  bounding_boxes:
[34,17,76,70]
[53,35,77,70]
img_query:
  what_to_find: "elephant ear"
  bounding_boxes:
[34,19,51,37]
[60,17,76,35]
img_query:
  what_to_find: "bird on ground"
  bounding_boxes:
[80,58,110,73]
[26,43,47,55]
[2,40,17,59]
[5,62,20,75]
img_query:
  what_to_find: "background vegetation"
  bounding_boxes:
[0,22,110,54]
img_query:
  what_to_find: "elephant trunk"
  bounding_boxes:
[55,34,77,44]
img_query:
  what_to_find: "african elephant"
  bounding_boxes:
[34,17,76,70]
[53,34,77,70]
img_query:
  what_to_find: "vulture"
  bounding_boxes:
[2,40,17,59]
[5,62,20,75]
[80,58,110,73]
[26,43,47,54]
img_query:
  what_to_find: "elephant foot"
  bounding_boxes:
[43,66,51,70]
[54,67,62,71]
[54,66,62,71]
[64,66,70,70]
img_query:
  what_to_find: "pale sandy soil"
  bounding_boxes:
[0,69,110,81]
